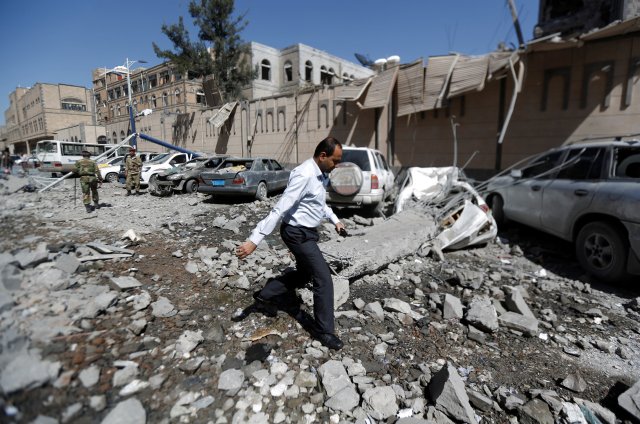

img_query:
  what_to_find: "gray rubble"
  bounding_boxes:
[0,175,638,423]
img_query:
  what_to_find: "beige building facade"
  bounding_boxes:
[139,17,640,177]
[2,83,97,154]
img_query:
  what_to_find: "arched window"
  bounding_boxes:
[116,104,121,116]
[342,72,350,82]
[320,66,333,85]
[152,95,157,108]
[174,88,181,104]
[162,92,168,106]
[284,61,293,82]
[305,60,313,82]
[133,100,138,113]
[261,59,271,81]
[120,130,125,141]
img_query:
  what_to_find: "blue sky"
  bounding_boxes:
[0,0,539,126]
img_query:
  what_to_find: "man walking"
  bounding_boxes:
[125,147,142,195]
[235,137,346,350]
[75,150,102,213]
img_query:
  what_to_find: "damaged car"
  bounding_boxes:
[150,155,227,196]
[326,146,395,214]
[395,166,497,251]
[483,140,640,282]
[197,157,290,201]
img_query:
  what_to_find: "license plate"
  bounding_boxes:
[212,180,224,186]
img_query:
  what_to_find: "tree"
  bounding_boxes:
[153,0,255,104]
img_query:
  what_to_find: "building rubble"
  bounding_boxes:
[0,173,639,423]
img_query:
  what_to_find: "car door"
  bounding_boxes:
[540,147,605,238]
[375,152,394,192]
[269,160,289,190]
[504,150,564,227]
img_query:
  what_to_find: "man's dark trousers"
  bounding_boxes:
[259,222,335,334]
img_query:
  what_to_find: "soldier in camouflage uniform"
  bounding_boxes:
[74,150,102,213]
[125,147,143,195]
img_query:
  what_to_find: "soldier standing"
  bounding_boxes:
[125,147,143,195]
[74,150,102,213]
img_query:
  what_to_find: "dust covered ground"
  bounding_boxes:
[0,172,639,423]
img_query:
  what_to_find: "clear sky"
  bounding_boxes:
[0,0,539,126]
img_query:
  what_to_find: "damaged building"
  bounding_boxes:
[124,4,640,180]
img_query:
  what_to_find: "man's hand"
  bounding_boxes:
[335,222,346,235]
[236,240,257,260]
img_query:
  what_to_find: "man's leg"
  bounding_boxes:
[91,181,100,208]
[280,224,335,335]
[81,181,92,212]
[125,174,132,195]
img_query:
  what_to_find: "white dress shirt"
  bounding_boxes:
[249,158,339,246]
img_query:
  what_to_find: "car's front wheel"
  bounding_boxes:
[106,173,118,183]
[184,179,198,193]
[575,221,628,283]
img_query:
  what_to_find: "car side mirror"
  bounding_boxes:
[510,169,523,178]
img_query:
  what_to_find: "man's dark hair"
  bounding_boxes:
[314,137,342,158]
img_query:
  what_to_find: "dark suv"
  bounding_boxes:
[484,140,640,283]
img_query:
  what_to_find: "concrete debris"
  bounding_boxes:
[0,174,638,423]
[618,379,640,420]
[100,397,146,424]
[0,350,61,394]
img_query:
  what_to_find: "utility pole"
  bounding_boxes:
[507,0,525,47]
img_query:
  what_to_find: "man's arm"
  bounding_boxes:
[236,170,307,259]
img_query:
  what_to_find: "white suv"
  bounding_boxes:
[326,146,395,213]
[140,152,193,186]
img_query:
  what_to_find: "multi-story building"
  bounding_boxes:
[2,83,99,154]
[93,42,374,153]
[91,62,206,145]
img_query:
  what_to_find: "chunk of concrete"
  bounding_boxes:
[109,276,142,291]
[100,397,146,424]
[618,379,640,420]
[427,363,477,423]
[0,351,61,394]
[465,296,499,333]
[498,312,538,337]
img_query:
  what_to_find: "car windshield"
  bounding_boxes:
[342,150,371,171]
[147,153,169,164]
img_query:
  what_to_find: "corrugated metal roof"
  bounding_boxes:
[422,55,459,111]
[334,78,372,101]
[397,59,425,117]
[362,66,399,109]
[208,101,238,128]
[448,55,489,98]
[488,52,519,79]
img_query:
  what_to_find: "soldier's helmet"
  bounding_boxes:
[129,147,136,153]
[81,150,91,157]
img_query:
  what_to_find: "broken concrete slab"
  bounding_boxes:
[498,312,539,337]
[54,253,81,274]
[0,350,61,394]
[319,209,437,279]
[427,363,478,423]
[100,397,146,424]
[465,296,499,333]
[618,379,640,420]
[109,276,143,291]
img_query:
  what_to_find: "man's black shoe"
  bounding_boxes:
[85,204,93,213]
[315,333,344,350]
[252,291,277,317]
[94,203,101,209]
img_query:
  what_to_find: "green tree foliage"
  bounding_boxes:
[152,0,255,104]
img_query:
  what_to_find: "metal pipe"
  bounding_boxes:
[138,133,200,157]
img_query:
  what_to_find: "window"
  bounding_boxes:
[120,130,125,141]
[614,147,640,178]
[521,151,564,179]
[305,60,313,82]
[196,90,205,105]
[270,160,283,171]
[284,61,293,82]
[175,89,181,103]
[149,74,157,88]
[557,148,604,180]
[152,95,157,108]
[116,104,121,116]
[320,66,333,85]
[162,92,168,106]
[261,59,271,80]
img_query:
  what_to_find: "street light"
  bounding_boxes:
[106,58,147,148]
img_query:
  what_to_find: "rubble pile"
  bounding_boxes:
[0,174,639,423]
